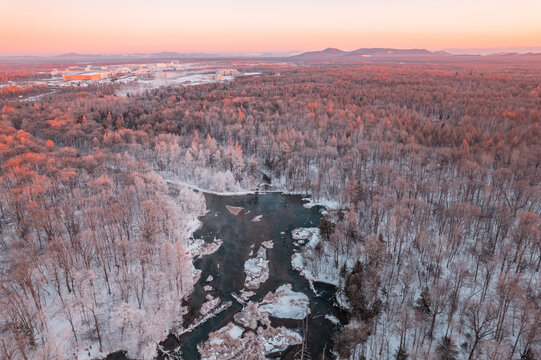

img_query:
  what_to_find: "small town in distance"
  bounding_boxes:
[0,60,262,101]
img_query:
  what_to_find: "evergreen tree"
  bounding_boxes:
[394,345,409,360]
[520,348,535,360]
[414,287,432,315]
[319,216,335,241]
[435,336,458,360]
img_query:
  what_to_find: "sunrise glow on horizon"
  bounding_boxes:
[1,0,540,56]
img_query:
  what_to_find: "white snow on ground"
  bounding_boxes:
[226,205,244,215]
[233,302,263,329]
[256,245,267,259]
[291,250,341,286]
[200,301,302,359]
[251,215,263,222]
[116,68,239,97]
[291,247,340,286]
[335,289,351,310]
[244,245,270,289]
[185,216,204,237]
[165,178,257,196]
[301,195,340,210]
[165,179,344,209]
[208,323,245,347]
[325,314,340,325]
[258,284,310,319]
[199,323,301,359]
[240,289,256,301]
[228,324,244,340]
[177,300,232,338]
[291,227,350,287]
[292,227,320,247]
[231,292,246,305]
[262,328,303,354]
[39,182,208,360]
[188,237,223,259]
[262,240,274,248]
[200,296,221,315]
[76,343,106,360]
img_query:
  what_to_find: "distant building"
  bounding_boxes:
[135,72,154,80]
[63,73,103,81]
[116,67,131,74]
[217,69,241,76]
[51,69,63,78]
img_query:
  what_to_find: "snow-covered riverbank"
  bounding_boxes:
[291,227,342,286]
[66,178,209,360]
[165,178,344,212]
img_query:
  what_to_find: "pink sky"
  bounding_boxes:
[1,0,540,55]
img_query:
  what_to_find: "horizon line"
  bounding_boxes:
[1,46,541,59]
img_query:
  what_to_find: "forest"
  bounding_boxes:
[0,61,540,359]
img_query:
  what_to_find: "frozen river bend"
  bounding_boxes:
[159,192,345,359]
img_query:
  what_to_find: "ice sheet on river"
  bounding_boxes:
[243,244,271,289]
[188,237,222,259]
[251,214,263,222]
[199,301,302,359]
[199,324,301,359]
[258,284,310,320]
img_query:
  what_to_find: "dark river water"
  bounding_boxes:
[156,192,345,359]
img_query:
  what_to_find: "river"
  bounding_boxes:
[146,192,343,359]
[159,192,345,359]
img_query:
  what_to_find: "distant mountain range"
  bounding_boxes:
[290,47,444,59]
[287,47,541,62]
[1,48,540,64]
[0,52,222,63]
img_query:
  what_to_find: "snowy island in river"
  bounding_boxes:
[198,284,309,359]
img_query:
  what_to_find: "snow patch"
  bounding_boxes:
[262,240,274,249]
[243,245,270,289]
[262,328,302,354]
[292,227,320,248]
[200,295,222,316]
[301,196,340,210]
[188,237,223,259]
[291,227,344,286]
[325,314,340,325]
[258,284,310,320]
[200,301,301,359]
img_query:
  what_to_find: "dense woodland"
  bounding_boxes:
[1,62,540,359]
